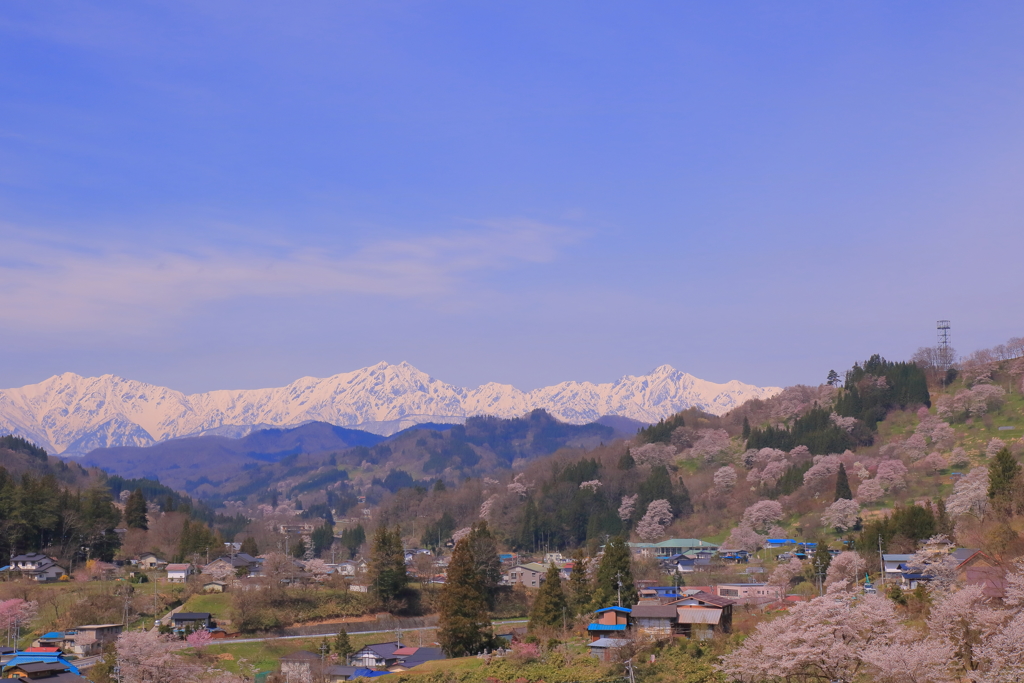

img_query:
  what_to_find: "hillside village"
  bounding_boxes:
[2,336,1024,682]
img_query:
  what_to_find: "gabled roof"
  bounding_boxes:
[594,606,631,613]
[668,591,735,608]
[7,661,70,673]
[587,624,627,631]
[166,563,192,571]
[589,638,630,648]
[630,604,679,619]
[882,554,913,562]
[675,607,723,625]
[11,553,49,562]
[172,613,211,621]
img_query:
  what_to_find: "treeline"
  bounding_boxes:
[835,354,930,429]
[0,435,49,460]
[746,406,855,454]
[516,460,691,551]
[0,467,122,564]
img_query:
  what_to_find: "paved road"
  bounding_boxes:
[223,620,528,645]
[73,655,104,670]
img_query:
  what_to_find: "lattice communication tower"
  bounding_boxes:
[937,320,951,370]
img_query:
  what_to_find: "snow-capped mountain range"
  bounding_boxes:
[0,362,781,455]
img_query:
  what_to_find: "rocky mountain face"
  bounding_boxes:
[0,362,780,455]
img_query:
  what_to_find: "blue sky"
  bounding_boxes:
[2,2,1024,394]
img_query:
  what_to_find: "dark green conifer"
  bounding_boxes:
[240,536,259,556]
[592,536,636,609]
[742,416,751,441]
[834,463,853,502]
[123,488,148,530]
[368,525,408,605]
[988,447,1022,514]
[567,549,590,617]
[437,537,495,656]
[617,450,636,470]
[529,563,569,631]
[334,628,353,660]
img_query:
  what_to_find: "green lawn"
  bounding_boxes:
[181,592,234,621]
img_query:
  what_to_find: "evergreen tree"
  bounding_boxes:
[292,537,307,558]
[742,416,751,441]
[567,549,590,617]
[164,495,176,512]
[240,536,259,556]
[340,524,366,559]
[529,563,569,631]
[437,537,495,656]
[827,369,841,387]
[518,498,540,551]
[468,522,502,608]
[311,522,335,558]
[988,447,1022,514]
[368,525,408,606]
[123,488,148,530]
[177,519,219,563]
[592,536,636,608]
[333,628,353,661]
[617,450,636,471]
[834,463,853,502]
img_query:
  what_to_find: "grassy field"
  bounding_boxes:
[181,592,233,622]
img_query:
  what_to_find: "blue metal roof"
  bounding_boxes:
[588,624,627,631]
[2,654,80,676]
[352,668,390,678]
[594,606,632,613]
[40,632,65,639]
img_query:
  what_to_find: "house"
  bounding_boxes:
[0,659,85,681]
[62,624,123,656]
[765,539,796,548]
[674,557,712,574]
[333,561,357,576]
[631,604,680,636]
[0,653,82,680]
[7,554,66,583]
[386,647,445,672]
[202,580,228,593]
[587,606,631,640]
[202,553,262,580]
[326,665,360,682]
[628,539,719,559]
[502,563,547,588]
[956,550,1008,598]
[165,563,194,583]
[348,584,369,593]
[882,554,913,579]
[588,638,630,663]
[171,613,212,631]
[351,642,401,668]
[669,591,735,638]
[714,583,783,604]
[280,650,322,681]
[136,553,167,570]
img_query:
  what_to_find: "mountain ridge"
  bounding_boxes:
[0,361,780,455]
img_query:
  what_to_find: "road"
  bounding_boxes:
[72,655,104,670]
[222,620,528,645]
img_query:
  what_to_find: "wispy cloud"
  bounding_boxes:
[0,219,582,332]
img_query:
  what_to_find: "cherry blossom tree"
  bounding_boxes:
[856,478,885,504]
[821,498,860,531]
[636,499,673,541]
[768,557,804,591]
[741,500,784,533]
[876,459,909,492]
[506,473,531,497]
[617,494,638,521]
[718,586,904,683]
[451,527,472,544]
[945,467,989,519]
[985,437,1007,459]
[691,428,732,462]
[186,629,213,652]
[479,494,499,519]
[900,434,929,461]
[117,630,204,683]
[631,442,676,467]
[578,479,602,492]
[830,412,858,432]
[931,422,957,451]
[824,551,866,588]
[950,447,971,469]
[803,455,842,490]
[789,444,812,460]
[0,599,37,643]
[723,524,765,553]
[759,460,788,489]
[713,465,737,492]
[922,452,948,474]
[304,558,331,581]
[926,584,1003,678]
[861,639,954,683]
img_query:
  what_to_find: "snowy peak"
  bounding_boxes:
[0,363,780,455]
